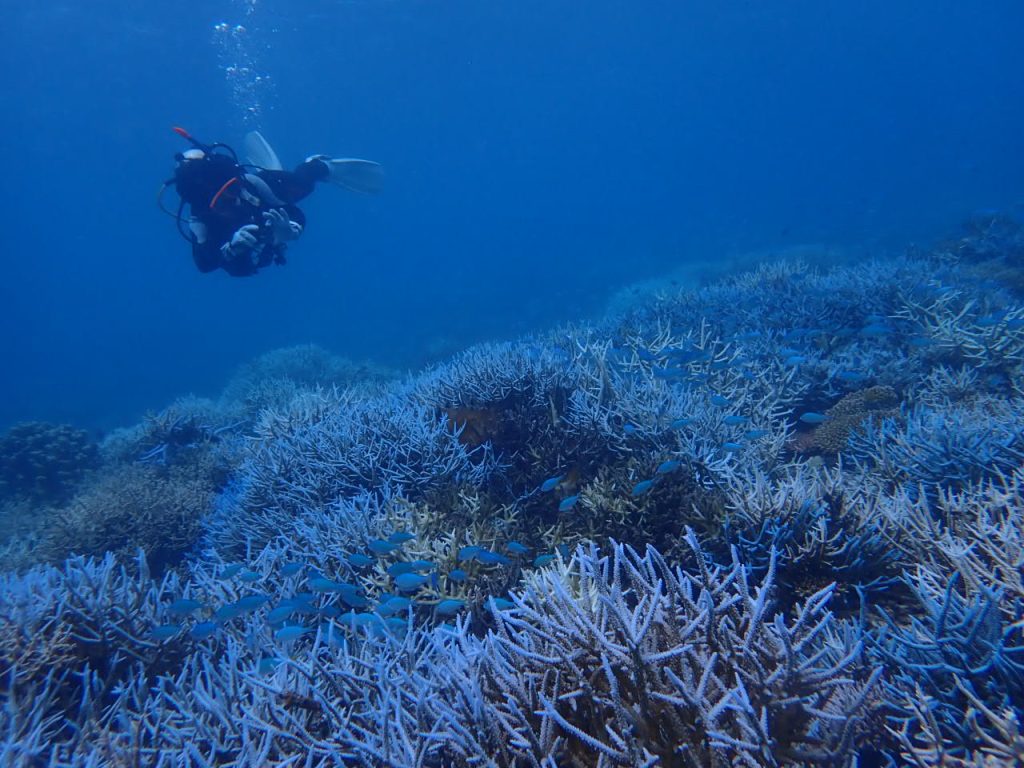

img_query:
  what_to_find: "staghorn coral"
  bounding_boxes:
[803,384,901,455]
[43,462,215,569]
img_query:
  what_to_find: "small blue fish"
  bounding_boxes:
[308,577,341,593]
[533,554,556,567]
[476,550,512,566]
[558,495,579,512]
[653,367,686,379]
[394,573,430,592]
[506,541,530,555]
[236,594,271,612]
[151,624,182,641]
[258,657,282,675]
[340,591,371,609]
[388,532,416,544]
[799,412,828,424]
[631,480,655,497]
[368,539,401,556]
[280,562,304,577]
[339,611,376,629]
[214,605,244,623]
[656,460,681,475]
[387,562,417,577]
[266,606,296,624]
[436,599,466,616]
[408,560,437,571]
[540,475,563,492]
[490,598,516,611]
[319,604,341,619]
[457,545,483,562]
[218,564,243,580]
[779,347,802,357]
[733,331,763,341]
[977,313,1006,327]
[784,355,807,366]
[836,370,868,383]
[274,626,310,643]
[669,418,694,429]
[743,429,770,440]
[860,324,892,337]
[166,599,203,616]
[908,336,933,348]
[623,424,640,435]
[636,348,658,362]
[189,622,218,640]
[377,596,412,617]
[448,569,469,582]
[347,553,375,568]
[710,395,730,407]
[723,415,748,426]
[722,442,743,453]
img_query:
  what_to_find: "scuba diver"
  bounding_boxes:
[160,127,383,277]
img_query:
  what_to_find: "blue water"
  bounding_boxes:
[2,0,1022,431]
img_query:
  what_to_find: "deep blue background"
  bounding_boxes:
[1,0,1022,431]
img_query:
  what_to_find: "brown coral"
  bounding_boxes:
[812,386,901,454]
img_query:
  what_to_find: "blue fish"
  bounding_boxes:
[722,442,743,452]
[218,564,243,580]
[258,657,282,675]
[151,624,182,641]
[214,604,243,623]
[319,604,342,619]
[623,424,640,435]
[784,355,807,366]
[631,479,655,497]
[723,415,748,426]
[266,606,296,624]
[189,621,218,640]
[669,418,694,429]
[836,370,868,383]
[235,594,271,612]
[274,626,310,643]
[533,554,556,567]
[710,395,730,407]
[506,541,530,555]
[387,562,417,577]
[448,569,469,582]
[377,596,412,617]
[490,598,516,611]
[799,412,828,424]
[457,545,483,562]
[368,539,401,556]
[280,562,304,577]
[339,611,376,629]
[394,573,430,592]
[860,324,892,337]
[476,550,512,566]
[743,429,770,440]
[908,336,933,348]
[166,599,203,616]
[388,532,416,544]
[340,592,371,608]
[239,570,260,583]
[436,599,466,616]
[408,560,437,571]
[656,460,681,475]
[558,495,579,512]
[652,367,686,379]
[347,553,375,568]
[540,475,563,492]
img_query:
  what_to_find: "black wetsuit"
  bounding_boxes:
[175,153,328,277]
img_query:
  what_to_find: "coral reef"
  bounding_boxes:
[3,213,1024,763]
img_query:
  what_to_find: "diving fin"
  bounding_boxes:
[323,158,384,194]
[244,130,284,171]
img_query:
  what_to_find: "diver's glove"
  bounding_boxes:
[264,208,303,244]
[221,224,261,265]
